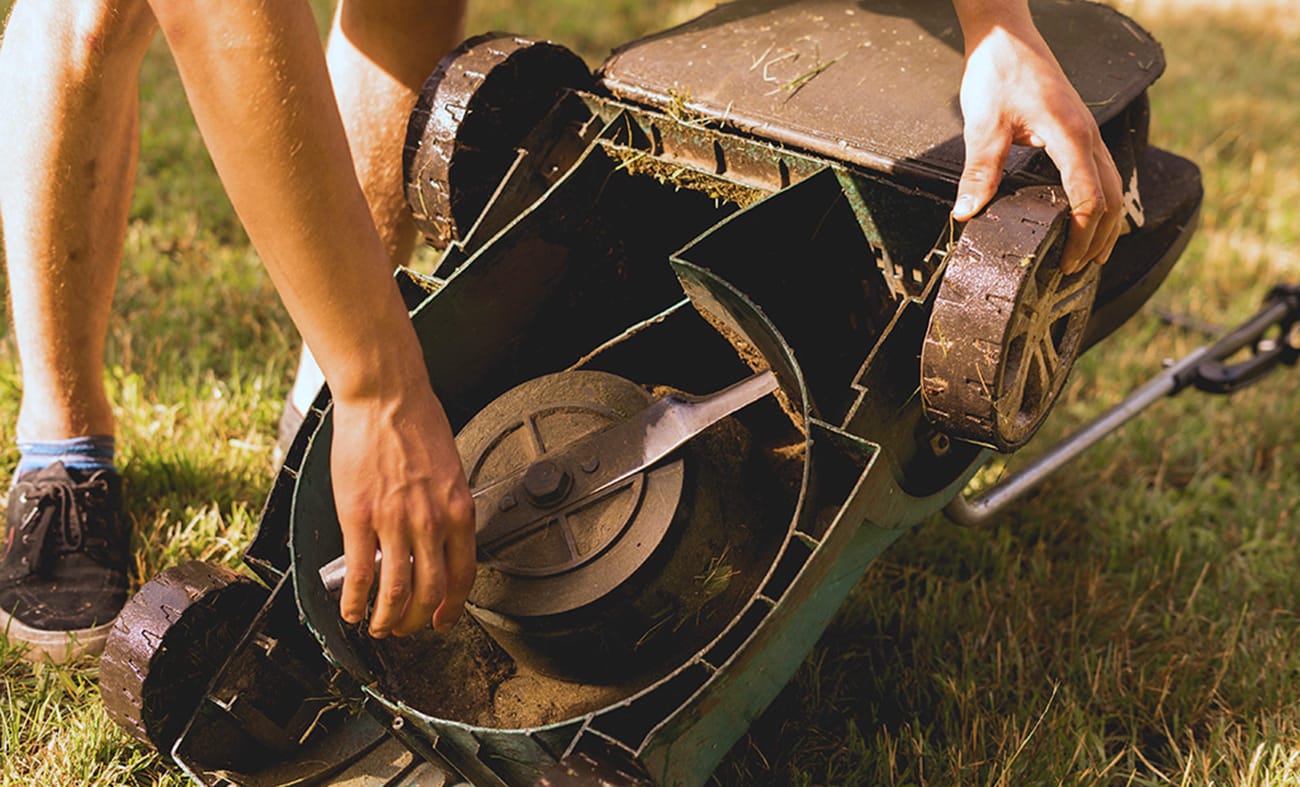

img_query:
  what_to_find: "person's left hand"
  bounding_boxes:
[952,19,1124,274]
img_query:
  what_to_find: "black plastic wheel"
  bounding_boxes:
[99,561,269,754]
[403,33,591,249]
[921,186,1100,451]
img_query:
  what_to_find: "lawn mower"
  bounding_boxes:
[98,1,1299,784]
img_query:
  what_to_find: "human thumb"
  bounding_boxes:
[954,123,1011,221]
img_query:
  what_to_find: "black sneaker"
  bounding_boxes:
[0,462,130,663]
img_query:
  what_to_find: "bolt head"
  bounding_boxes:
[928,431,951,456]
[522,460,573,507]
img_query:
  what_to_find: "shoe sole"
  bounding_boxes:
[0,606,114,664]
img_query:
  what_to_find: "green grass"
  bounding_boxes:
[2,2,1299,785]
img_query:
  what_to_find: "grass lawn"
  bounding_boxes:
[2,1,1298,785]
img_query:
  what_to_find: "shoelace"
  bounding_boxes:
[9,473,112,574]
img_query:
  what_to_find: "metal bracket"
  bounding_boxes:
[1178,283,1300,393]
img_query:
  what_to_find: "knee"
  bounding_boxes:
[333,0,467,83]
[336,0,468,34]
[62,0,158,73]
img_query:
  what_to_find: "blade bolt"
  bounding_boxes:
[498,494,518,512]
[581,456,600,473]
[522,460,573,508]
[928,431,951,457]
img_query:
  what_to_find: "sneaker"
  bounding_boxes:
[0,462,130,663]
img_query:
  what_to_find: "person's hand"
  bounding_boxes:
[329,378,475,638]
[951,11,1124,274]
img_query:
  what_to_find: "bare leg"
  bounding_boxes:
[288,0,467,420]
[0,0,157,662]
[328,0,467,266]
[0,0,158,443]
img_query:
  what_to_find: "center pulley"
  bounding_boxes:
[452,369,778,682]
[458,370,685,612]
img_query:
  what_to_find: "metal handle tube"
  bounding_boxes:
[1181,298,1296,392]
[944,345,1211,526]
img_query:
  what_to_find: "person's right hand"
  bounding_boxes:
[329,377,476,638]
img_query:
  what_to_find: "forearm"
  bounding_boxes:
[951,0,1037,45]
[951,0,1059,79]
[147,0,424,403]
[145,0,475,637]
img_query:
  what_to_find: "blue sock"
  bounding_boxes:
[16,436,116,477]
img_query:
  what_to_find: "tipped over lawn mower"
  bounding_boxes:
[98,1,1300,784]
